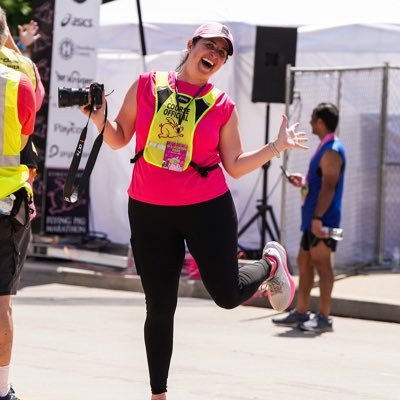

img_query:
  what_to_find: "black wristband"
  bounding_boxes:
[312,215,323,221]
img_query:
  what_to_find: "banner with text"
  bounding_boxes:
[44,168,89,234]
[46,0,101,169]
[44,0,101,235]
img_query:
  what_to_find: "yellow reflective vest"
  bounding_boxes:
[0,64,31,199]
[0,47,37,90]
[143,71,221,172]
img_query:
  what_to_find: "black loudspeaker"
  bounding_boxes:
[252,26,297,104]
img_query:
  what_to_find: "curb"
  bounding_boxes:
[21,262,400,324]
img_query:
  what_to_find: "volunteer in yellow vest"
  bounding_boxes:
[0,6,36,400]
[2,29,45,110]
[81,22,308,400]
[2,15,45,221]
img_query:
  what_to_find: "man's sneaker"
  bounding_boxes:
[272,309,310,327]
[0,387,20,400]
[261,241,296,312]
[299,313,333,333]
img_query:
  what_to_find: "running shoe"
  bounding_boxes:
[299,313,333,333]
[272,309,310,327]
[261,241,296,312]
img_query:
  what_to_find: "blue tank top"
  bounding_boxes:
[301,138,346,231]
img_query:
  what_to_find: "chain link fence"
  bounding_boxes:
[281,64,400,270]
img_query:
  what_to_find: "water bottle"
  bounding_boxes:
[0,194,16,215]
[392,246,400,272]
[322,227,344,241]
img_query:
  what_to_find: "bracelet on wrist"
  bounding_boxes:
[16,40,27,51]
[269,142,281,158]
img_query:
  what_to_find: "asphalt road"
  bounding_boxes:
[11,282,400,400]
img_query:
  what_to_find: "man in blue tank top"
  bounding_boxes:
[273,103,346,333]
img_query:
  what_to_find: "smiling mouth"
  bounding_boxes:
[201,57,214,68]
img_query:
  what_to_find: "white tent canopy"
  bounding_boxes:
[99,0,400,55]
[89,1,400,248]
[100,0,400,27]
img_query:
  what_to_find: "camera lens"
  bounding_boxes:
[58,87,90,108]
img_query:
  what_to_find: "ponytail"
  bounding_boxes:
[175,37,200,73]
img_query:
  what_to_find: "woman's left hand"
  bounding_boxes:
[274,114,309,152]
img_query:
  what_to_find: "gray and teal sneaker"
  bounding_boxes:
[299,313,333,333]
[272,309,310,327]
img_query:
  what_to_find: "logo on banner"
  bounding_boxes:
[44,168,89,235]
[55,70,93,86]
[47,144,89,160]
[73,0,87,3]
[61,14,93,28]
[54,121,84,136]
[58,38,96,60]
[59,39,74,60]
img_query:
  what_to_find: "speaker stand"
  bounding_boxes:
[238,103,280,259]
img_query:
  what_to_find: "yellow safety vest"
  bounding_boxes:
[0,65,31,199]
[143,71,220,172]
[0,47,37,90]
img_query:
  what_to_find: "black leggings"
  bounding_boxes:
[128,191,270,394]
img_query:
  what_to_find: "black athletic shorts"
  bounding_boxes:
[300,230,337,252]
[0,192,31,295]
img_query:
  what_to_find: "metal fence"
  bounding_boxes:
[281,64,400,270]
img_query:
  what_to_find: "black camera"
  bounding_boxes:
[58,82,104,110]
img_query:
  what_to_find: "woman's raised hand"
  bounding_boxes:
[274,114,309,152]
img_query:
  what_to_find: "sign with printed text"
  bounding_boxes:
[43,0,101,236]
[44,168,89,234]
[46,0,101,169]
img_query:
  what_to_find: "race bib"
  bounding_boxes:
[162,141,189,172]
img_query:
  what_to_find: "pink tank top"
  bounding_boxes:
[128,71,235,205]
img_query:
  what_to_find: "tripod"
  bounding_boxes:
[238,104,280,259]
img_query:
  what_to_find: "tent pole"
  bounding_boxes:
[136,0,147,70]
